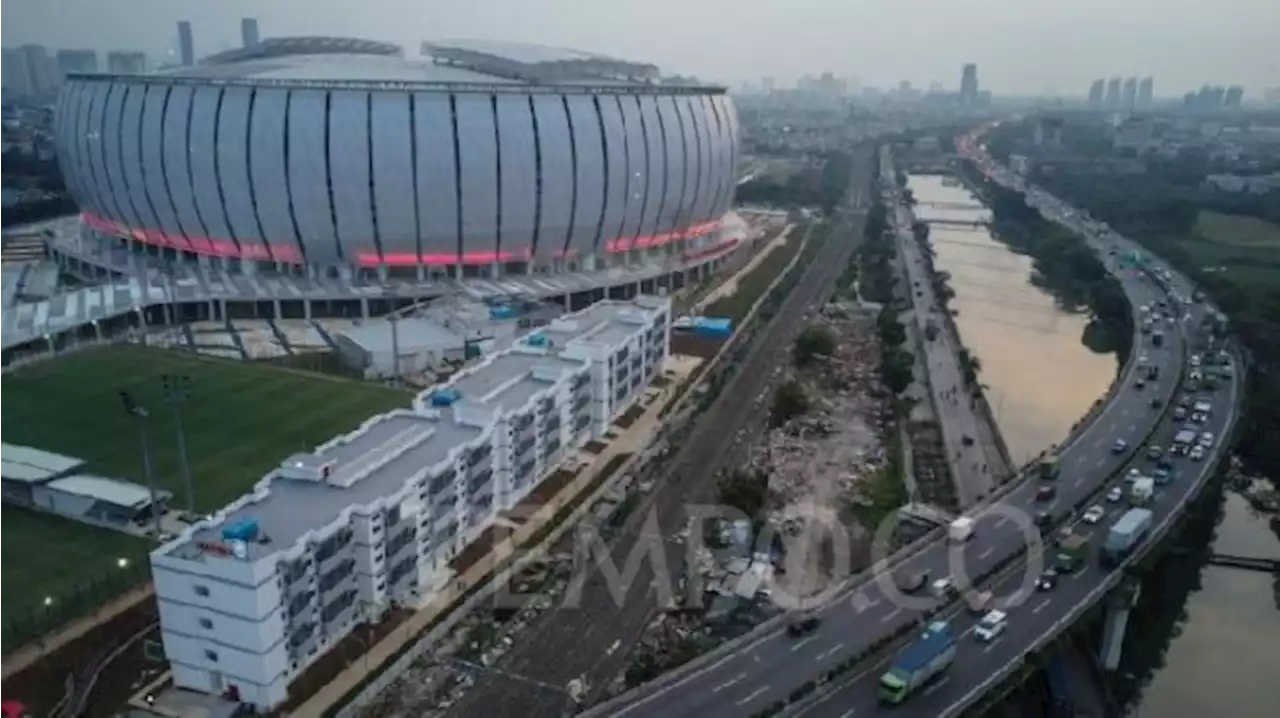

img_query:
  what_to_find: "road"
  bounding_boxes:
[596,144,1236,718]
[443,147,877,717]
[887,151,1003,506]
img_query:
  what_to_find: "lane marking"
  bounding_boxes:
[978,547,994,560]
[1073,477,1084,488]
[737,686,770,705]
[880,608,902,624]
[790,635,820,652]
[816,643,846,662]
[713,673,746,693]
[923,676,952,697]
[1032,598,1053,614]
[840,711,857,718]
[982,638,1002,653]
[1095,458,1107,468]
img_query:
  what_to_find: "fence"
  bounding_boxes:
[2,560,152,650]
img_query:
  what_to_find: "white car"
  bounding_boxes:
[973,610,1008,643]
[1199,432,1215,448]
[1107,487,1124,503]
[1082,505,1106,524]
[1190,445,1206,461]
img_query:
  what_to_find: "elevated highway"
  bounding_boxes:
[589,139,1241,718]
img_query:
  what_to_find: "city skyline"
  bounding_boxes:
[3,0,1276,94]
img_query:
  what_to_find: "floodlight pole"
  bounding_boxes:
[121,392,164,539]
[162,374,196,515]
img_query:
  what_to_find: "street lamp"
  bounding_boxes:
[162,374,196,515]
[120,390,164,538]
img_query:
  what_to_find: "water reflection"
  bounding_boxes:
[1127,491,1280,718]
[907,174,1117,464]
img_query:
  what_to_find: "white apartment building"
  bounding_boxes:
[149,296,671,709]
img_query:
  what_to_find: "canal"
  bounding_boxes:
[906,174,1116,465]
[907,173,1280,718]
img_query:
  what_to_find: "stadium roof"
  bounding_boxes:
[73,36,718,92]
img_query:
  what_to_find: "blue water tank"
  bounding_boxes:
[430,387,461,406]
[525,332,548,347]
[489,305,518,320]
[222,517,259,542]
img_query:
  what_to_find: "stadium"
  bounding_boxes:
[1,37,747,362]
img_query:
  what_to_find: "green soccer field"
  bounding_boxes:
[1,345,409,629]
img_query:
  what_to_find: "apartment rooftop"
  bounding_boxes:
[162,297,667,566]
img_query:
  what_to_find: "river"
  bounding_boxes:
[906,174,1116,465]
[906,172,1280,718]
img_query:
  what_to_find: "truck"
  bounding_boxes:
[949,517,975,543]
[878,621,957,705]
[1129,477,1155,506]
[1100,508,1154,567]
[1152,330,1165,348]
[1038,456,1061,480]
[1146,364,1160,381]
[1054,533,1090,574]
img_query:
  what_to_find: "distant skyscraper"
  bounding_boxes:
[960,63,978,107]
[1224,85,1244,109]
[107,51,148,75]
[241,17,260,48]
[7,44,59,97]
[761,76,775,93]
[1137,77,1154,108]
[1122,76,1138,110]
[1088,79,1105,108]
[178,20,195,66]
[1104,77,1121,108]
[56,49,99,77]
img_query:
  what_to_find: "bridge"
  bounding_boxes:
[582,143,1242,718]
[1165,549,1280,573]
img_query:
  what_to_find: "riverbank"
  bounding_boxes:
[905,173,1122,466]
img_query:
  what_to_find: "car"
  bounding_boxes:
[1190,445,1206,461]
[786,614,822,638]
[931,578,959,600]
[1173,406,1188,420]
[1112,439,1129,454]
[1035,510,1053,532]
[1192,411,1208,424]
[1082,505,1106,524]
[1150,397,1163,409]
[896,569,928,595]
[1134,379,1146,390]
[1146,445,1164,461]
[1035,569,1058,592]
[1199,432,1215,448]
[1107,486,1124,503]
[1036,485,1057,502]
[1178,394,1192,408]
[973,610,1008,642]
[1190,354,1202,367]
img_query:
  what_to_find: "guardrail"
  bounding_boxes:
[946,351,1244,718]
[583,165,1152,718]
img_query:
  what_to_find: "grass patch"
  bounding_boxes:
[702,235,804,322]
[0,345,408,626]
[1194,210,1280,248]
[2,345,408,510]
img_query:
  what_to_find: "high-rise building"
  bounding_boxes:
[1137,77,1154,108]
[56,49,99,77]
[1105,77,1121,108]
[761,76,775,93]
[1122,76,1138,110]
[241,17,261,48]
[106,51,148,74]
[177,20,195,66]
[6,44,59,97]
[1088,79,1105,108]
[960,63,978,107]
[1224,85,1244,109]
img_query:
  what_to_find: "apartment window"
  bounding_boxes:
[204,649,219,662]
[199,618,213,630]
[193,585,210,598]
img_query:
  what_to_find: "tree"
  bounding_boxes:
[881,348,915,395]
[718,468,770,517]
[876,306,907,347]
[770,379,810,427]
[794,325,838,367]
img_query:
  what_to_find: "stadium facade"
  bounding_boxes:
[53,37,739,280]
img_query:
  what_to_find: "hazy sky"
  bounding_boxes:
[4,0,1276,95]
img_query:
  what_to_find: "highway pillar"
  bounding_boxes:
[1100,577,1141,671]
